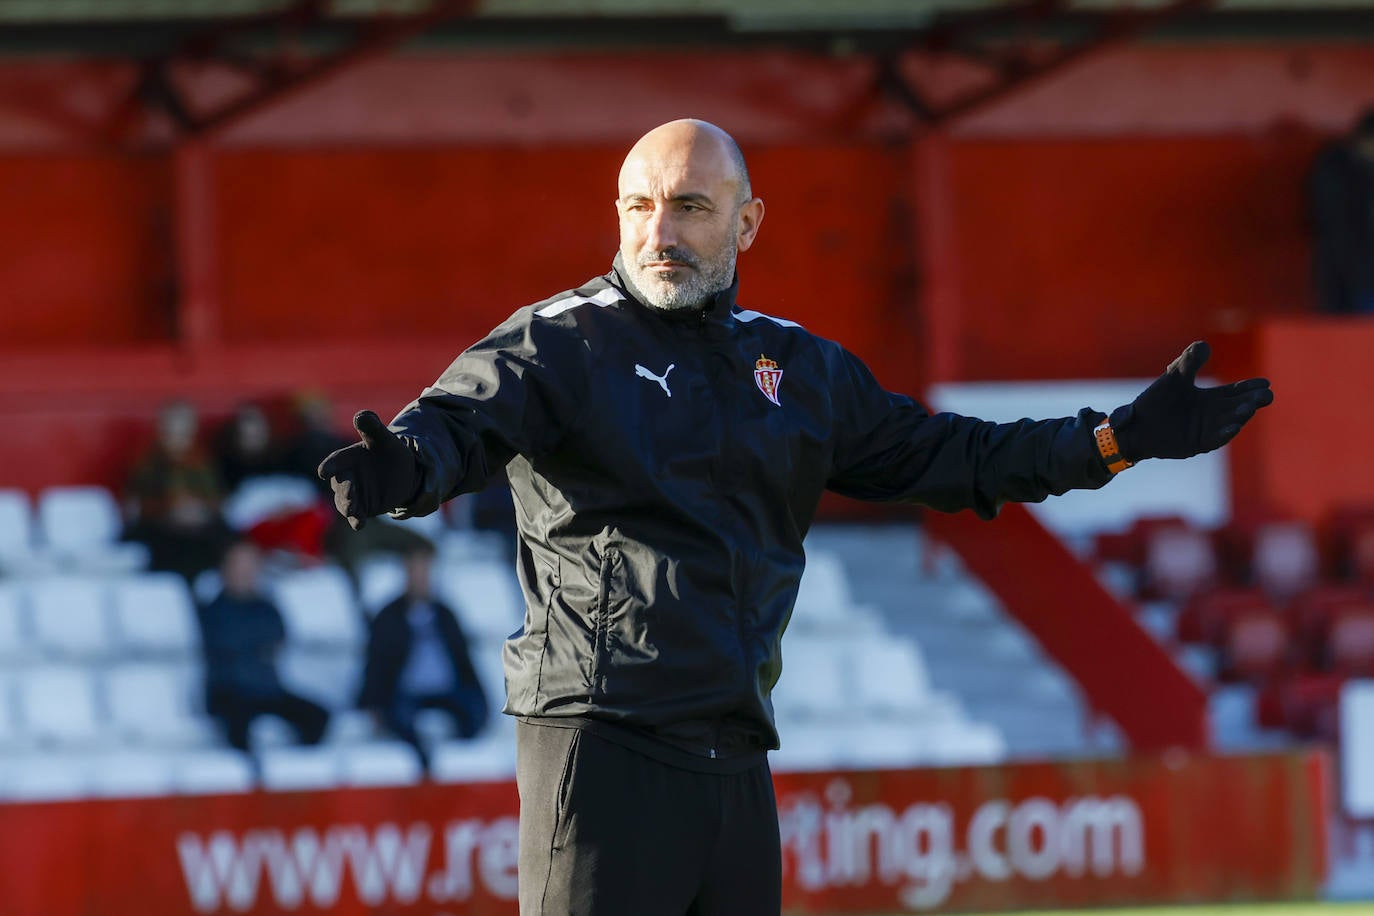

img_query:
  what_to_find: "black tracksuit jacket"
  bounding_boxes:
[390,255,1114,759]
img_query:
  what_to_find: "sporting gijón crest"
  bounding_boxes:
[753,354,783,407]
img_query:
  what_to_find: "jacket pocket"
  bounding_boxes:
[590,546,621,696]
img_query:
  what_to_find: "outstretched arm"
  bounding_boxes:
[826,340,1272,519]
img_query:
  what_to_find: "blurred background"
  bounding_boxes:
[0,0,1372,913]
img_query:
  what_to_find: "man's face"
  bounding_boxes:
[616,126,762,310]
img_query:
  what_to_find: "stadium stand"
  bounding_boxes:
[0,482,1036,799]
[1091,507,1374,749]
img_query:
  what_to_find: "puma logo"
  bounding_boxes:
[634,363,675,398]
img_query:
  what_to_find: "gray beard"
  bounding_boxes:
[625,246,737,312]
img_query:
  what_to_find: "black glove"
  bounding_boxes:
[316,410,422,531]
[1111,340,1274,463]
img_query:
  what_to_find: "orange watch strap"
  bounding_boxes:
[1094,420,1134,475]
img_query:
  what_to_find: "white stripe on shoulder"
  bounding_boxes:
[734,308,802,328]
[535,286,624,318]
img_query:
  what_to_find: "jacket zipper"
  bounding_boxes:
[593,547,618,695]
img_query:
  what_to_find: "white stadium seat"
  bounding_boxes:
[339,741,424,787]
[106,662,218,748]
[0,582,28,663]
[272,566,362,647]
[259,746,343,791]
[430,733,516,783]
[852,639,933,717]
[790,551,853,630]
[88,750,178,798]
[17,665,106,748]
[278,646,358,711]
[174,749,256,795]
[111,572,199,656]
[771,638,850,720]
[437,561,524,641]
[221,475,319,530]
[0,754,93,801]
[357,554,407,616]
[37,485,147,572]
[0,488,44,573]
[27,577,113,660]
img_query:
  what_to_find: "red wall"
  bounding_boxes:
[945,132,1322,379]
[0,153,171,345]
[211,144,917,387]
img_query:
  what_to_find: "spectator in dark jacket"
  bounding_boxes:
[358,542,488,766]
[1309,106,1374,314]
[199,539,329,751]
[124,400,235,581]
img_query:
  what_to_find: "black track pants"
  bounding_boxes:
[515,720,782,916]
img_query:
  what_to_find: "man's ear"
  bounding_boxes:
[736,198,765,252]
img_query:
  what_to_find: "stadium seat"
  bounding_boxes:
[339,741,424,787]
[221,475,319,531]
[790,551,854,630]
[1288,585,1373,667]
[1330,607,1374,677]
[324,708,379,744]
[106,662,219,748]
[437,560,525,641]
[16,666,106,748]
[26,576,113,660]
[174,749,256,795]
[852,638,932,717]
[769,723,846,774]
[0,488,46,574]
[924,721,1008,766]
[771,638,850,720]
[357,554,407,616]
[278,646,358,711]
[1222,609,1290,683]
[1252,521,1321,600]
[110,572,199,657]
[1142,524,1217,602]
[0,754,93,801]
[429,733,517,783]
[0,673,27,751]
[0,582,28,663]
[259,746,343,791]
[36,485,147,572]
[272,565,363,648]
[1177,586,1275,647]
[88,750,177,798]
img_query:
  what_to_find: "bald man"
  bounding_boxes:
[320,119,1272,914]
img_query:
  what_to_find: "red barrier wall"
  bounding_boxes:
[925,503,1208,752]
[943,132,1320,381]
[0,751,1328,915]
[0,152,171,345]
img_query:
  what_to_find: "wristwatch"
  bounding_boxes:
[1094,419,1134,475]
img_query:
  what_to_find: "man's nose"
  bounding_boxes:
[644,208,677,252]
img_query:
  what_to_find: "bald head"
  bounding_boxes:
[618,119,751,205]
[615,119,764,311]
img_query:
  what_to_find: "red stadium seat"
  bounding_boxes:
[1330,607,1374,677]
[1141,524,1218,602]
[1251,520,1321,601]
[1221,609,1290,684]
[1286,584,1374,669]
[1177,586,1276,647]
[1257,673,1346,741]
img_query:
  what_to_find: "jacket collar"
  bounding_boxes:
[609,252,739,327]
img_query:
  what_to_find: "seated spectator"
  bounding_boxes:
[281,390,350,497]
[123,399,235,581]
[214,402,284,493]
[358,542,488,767]
[199,539,329,751]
